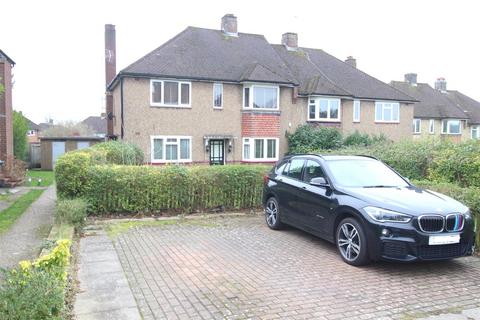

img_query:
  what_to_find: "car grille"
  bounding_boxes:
[417,244,465,259]
[445,214,464,232]
[418,215,444,233]
[383,242,408,257]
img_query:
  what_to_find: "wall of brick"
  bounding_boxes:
[0,60,14,169]
[241,112,280,137]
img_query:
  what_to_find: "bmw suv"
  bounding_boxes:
[262,155,476,266]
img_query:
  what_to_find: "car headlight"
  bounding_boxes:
[462,208,472,220]
[364,206,412,223]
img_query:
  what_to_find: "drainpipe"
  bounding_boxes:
[120,77,124,139]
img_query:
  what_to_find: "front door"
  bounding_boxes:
[209,140,225,165]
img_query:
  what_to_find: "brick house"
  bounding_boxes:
[106,15,415,165]
[391,74,480,142]
[0,49,15,170]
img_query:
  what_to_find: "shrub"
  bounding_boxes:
[0,268,64,320]
[55,199,87,227]
[343,131,372,147]
[13,111,29,161]
[287,125,343,153]
[91,141,144,165]
[78,164,269,214]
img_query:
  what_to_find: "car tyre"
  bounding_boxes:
[336,217,369,266]
[265,197,283,230]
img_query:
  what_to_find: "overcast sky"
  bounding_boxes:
[2,0,479,124]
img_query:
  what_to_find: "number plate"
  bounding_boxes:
[428,234,460,245]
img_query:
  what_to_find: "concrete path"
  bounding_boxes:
[419,308,480,320]
[0,185,55,269]
[74,228,141,320]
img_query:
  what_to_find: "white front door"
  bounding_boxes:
[52,141,66,168]
[77,141,90,150]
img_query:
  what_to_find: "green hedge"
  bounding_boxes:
[59,164,269,214]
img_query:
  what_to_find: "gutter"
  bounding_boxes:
[120,77,124,139]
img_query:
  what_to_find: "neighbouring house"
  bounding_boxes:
[40,136,104,170]
[25,117,41,143]
[0,49,15,179]
[38,119,54,132]
[106,15,416,165]
[391,74,480,142]
[81,116,107,138]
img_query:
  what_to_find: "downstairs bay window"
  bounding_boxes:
[151,136,192,163]
[441,120,461,135]
[243,138,278,161]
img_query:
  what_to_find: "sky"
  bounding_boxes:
[1,0,479,124]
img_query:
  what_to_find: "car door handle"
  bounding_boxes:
[278,178,283,182]
[302,186,306,190]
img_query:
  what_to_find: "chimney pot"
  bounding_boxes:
[345,56,357,68]
[434,77,447,92]
[282,33,298,51]
[404,73,417,85]
[221,14,238,36]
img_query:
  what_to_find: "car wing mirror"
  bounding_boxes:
[310,177,329,187]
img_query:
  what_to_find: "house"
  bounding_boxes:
[81,116,107,138]
[0,49,15,170]
[106,15,416,165]
[25,117,41,143]
[391,74,480,141]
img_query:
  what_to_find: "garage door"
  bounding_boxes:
[52,141,66,168]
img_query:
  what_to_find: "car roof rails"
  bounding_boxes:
[356,154,379,160]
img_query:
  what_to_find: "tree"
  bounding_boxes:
[13,111,29,161]
[41,121,94,137]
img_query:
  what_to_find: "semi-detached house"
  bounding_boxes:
[106,14,416,165]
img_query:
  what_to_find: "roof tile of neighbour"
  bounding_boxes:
[445,90,480,125]
[273,45,415,101]
[390,81,468,119]
[115,27,415,102]
[81,116,107,135]
[25,117,40,131]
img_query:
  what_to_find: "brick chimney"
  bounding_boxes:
[105,24,116,137]
[434,77,447,92]
[221,14,238,36]
[345,56,356,68]
[282,33,298,51]
[0,50,14,171]
[404,73,417,86]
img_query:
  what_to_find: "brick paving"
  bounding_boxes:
[114,215,480,320]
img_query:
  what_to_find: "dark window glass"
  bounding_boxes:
[152,81,162,103]
[254,139,264,158]
[287,159,304,180]
[181,83,189,105]
[164,81,179,105]
[303,160,324,183]
[244,87,250,107]
[267,139,276,158]
[214,84,222,107]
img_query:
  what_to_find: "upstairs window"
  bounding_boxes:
[429,119,435,134]
[243,85,279,110]
[375,101,400,122]
[472,125,480,139]
[442,120,461,135]
[213,83,223,108]
[353,100,361,122]
[413,119,421,134]
[150,80,191,107]
[308,97,341,121]
[151,136,191,163]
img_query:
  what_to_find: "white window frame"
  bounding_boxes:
[441,119,462,135]
[308,97,341,122]
[429,119,435,134]
[150,79,191,108]
[413,119,421,134]
[150,135,192,163]
[471,125,480,139]
[243,84,279,110]
[375,101,400,123]
[353,100,361,122]
[213,83,223,109]
[242,137,279,162]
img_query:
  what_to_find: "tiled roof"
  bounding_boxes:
[81,116,107,135]
[445,90,480,125]
[390,81,469,119]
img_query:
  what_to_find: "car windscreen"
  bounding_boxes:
[325,159,409,188]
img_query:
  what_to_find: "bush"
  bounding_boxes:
[62,164,269,214]
[343,131,371,147]
[13,111,29,161]
[0,268,64,320]
[287,125,343,153]
[55,199,87,227]
[91,141,144,165]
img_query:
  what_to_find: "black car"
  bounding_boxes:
[262,155,476,266]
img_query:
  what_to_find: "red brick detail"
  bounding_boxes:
[241,113,280,137]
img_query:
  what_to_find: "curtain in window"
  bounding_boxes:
[180,139,190,159]
[164,81,179,105]
[153,139,163,159]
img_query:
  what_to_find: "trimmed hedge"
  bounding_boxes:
[60,164,269,214]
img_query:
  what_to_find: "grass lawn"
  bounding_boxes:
[25,170,55,187]
[0,189,45,234]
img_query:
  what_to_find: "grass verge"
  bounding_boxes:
[25,170,55,187]
[0,189,45,234]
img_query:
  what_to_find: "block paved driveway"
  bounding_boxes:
[114,215,480,320]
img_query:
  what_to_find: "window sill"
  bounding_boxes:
[413,132,421,135]
[150,104,192,109]
[151,159,192,164]
[307,119,341,123]
[213,106,223,110]
[353,120,360,123]
[243,108,279,112]
[441,133,462,136]
[242,159,278,163]
[374,121,400,124]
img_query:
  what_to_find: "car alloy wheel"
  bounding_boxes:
[338,222,361,262]
[265,197,283,230]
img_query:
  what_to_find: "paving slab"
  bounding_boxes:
[74,230,141,320]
